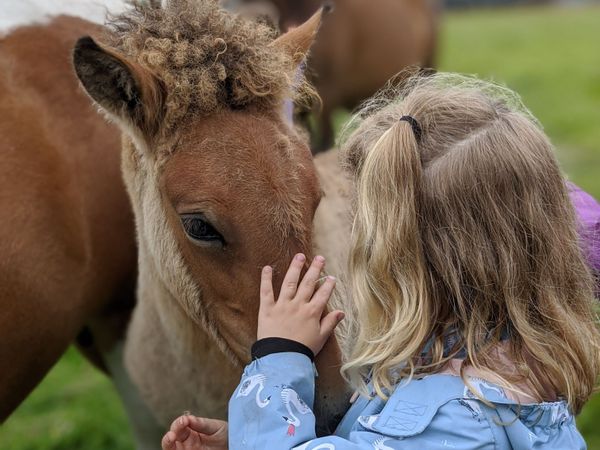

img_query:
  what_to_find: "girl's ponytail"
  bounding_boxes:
[342,119,433,397]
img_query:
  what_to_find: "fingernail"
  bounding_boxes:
[295,253,306,261]
[327,275,336,281]
[338,312,345,320]
[263,265,272,273]
[315,255,325,263]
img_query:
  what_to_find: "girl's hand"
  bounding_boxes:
[257,254,345,356]
[161,415,228,450]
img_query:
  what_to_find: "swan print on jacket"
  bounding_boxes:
[371,438,393,450]
[281,387,311,436]
[236,374,271,408]
[293,444,336,450]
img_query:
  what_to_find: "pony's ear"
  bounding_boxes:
[271,8,323,66]
[72,36,165,137]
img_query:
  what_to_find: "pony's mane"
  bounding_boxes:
[105,0,307,132]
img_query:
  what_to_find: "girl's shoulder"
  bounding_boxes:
[353,374,585,450]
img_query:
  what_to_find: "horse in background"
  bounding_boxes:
[234,0,440,152]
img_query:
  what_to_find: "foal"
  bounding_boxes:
[73,0,351,435]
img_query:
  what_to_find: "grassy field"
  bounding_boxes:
[0,348,133,450]
[2,4,600,449]
[438,4,600,198]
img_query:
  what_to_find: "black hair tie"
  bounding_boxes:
[399,115,422,142]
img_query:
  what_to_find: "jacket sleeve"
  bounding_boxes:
[228,353,509,450]
[227,352,387,450]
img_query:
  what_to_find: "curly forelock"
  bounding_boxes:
[105,0,303,132]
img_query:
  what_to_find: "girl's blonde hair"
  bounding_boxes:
[339,72,600,413]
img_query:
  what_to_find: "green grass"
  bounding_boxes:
[2,5,600,449]
[0,348,133,449]
[438,5,600,198]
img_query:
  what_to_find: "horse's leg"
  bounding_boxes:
[76,332,166,450]
[104,341,165,450]
[0,299,80,420]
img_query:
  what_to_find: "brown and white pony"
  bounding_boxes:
[72,0,353,442]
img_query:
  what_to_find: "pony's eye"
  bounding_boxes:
[180,214,225,246]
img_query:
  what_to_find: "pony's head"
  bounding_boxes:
[74,0,322,362]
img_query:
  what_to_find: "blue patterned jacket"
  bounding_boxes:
[228,351,585,450]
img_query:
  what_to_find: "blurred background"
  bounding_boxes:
[1,0,599,448]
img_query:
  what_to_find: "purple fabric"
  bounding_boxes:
[568,182,600,287]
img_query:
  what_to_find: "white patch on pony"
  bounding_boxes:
[0,0,130,36]
[281,62,307,126]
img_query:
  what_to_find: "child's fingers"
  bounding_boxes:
[170,414,188,431]
[182,430,202,450]
[295,256,325,302]
[170,415,191,441]
[279,253,306,300]
[320,310,345,338]
[186,416,226,436]
[309,275,336,311]
[161,431,177,450]
[260,266,275,308]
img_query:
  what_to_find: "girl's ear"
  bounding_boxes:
[72,36,165,137]
[271,8,323,67]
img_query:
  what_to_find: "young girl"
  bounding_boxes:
[162,74,600,449]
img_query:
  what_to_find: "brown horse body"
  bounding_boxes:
[0,16,136,420]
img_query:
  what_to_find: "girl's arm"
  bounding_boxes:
[228,348,388,450]
[228,254,378,449]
